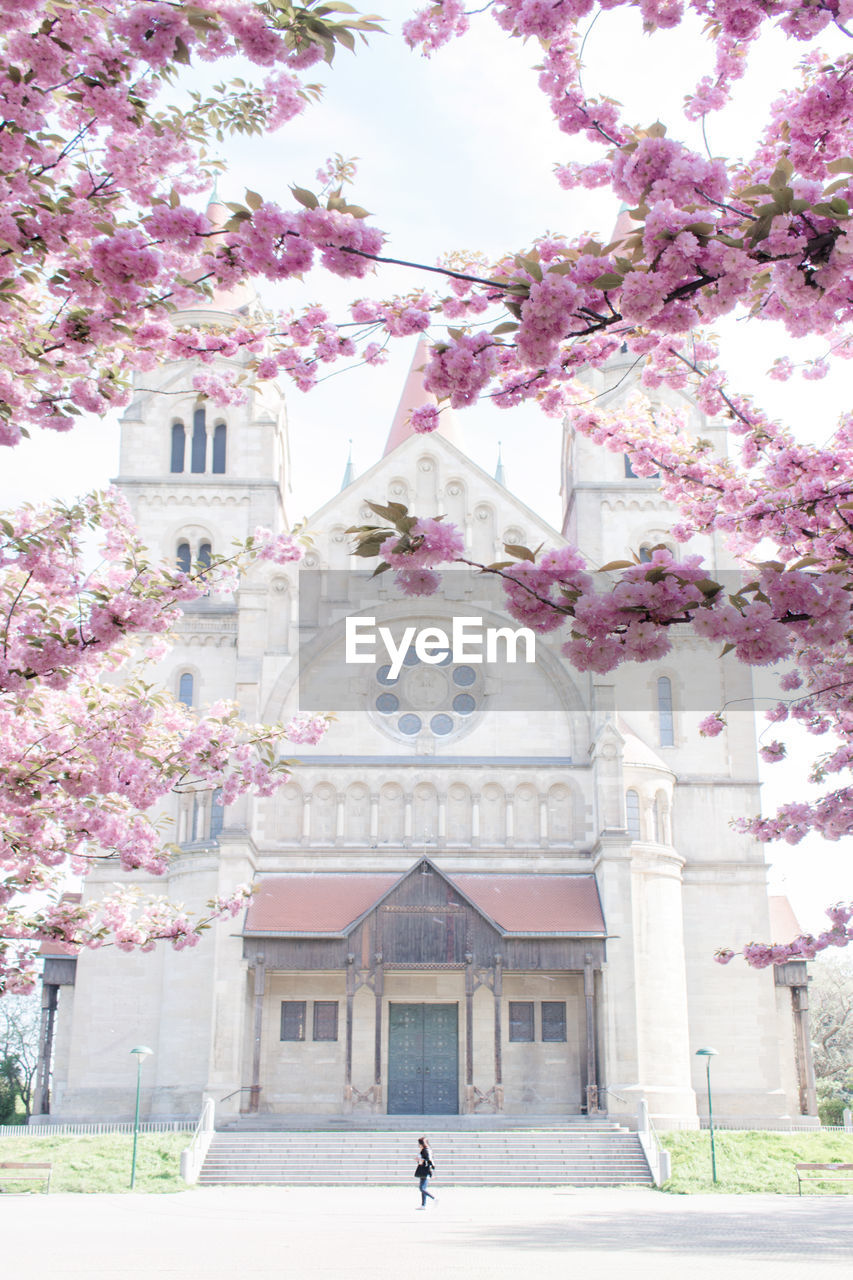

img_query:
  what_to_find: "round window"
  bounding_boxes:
[376,693,399,714]
[377,664,397,686]
[452,693,476,716]
[430,714,454,736]
[453,665,476,687]
[398,713,422,735]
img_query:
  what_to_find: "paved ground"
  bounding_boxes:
[4,1186,851,1279]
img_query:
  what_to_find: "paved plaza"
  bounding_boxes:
[4,1187,850,1280]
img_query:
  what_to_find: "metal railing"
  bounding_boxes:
[179,1096,215,1185]
[1,1121,191,1137]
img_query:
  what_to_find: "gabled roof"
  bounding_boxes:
[243,861,605,938]
[305,420,563,548]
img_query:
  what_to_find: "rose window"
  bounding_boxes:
[370,650,482,741]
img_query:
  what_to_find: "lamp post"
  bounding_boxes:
[695,1047,719,1184]
[129,1045,153,1189]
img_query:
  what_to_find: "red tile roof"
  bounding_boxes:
[39,940,79,957]
[769,895,802,941]
[245,874,400,934]
[452,872,604,935]
[244,867,605,937]
[38,893,82,957]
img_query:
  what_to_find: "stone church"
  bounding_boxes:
[35,210,817,1128]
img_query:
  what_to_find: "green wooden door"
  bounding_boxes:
[387,1004,459,1114]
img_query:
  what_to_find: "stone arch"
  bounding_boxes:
[480,783,505,846]
[654,789,670,845]
[378,783,404,845]
[514,783,538,844]
[444,477,467,532]
[267,577,291,652]
[345,783,370,844]
[547,783,573,843]
[310,782,337,843]
[328,525,350,570]
[272,781,303,843]
[412,782,438,847]
[446,783,472,844]
[472,501,496,564]
[415,455,438,509]
[387,477,410,506]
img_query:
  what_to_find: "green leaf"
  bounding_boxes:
[491,322,519,336]
[591,273,624,291]
[598,560,635,572]
[290,185,319,210]
[826,158,853,175]
[245,189,263,211]
[503,543,536,562]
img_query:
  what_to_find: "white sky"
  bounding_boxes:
[1,4,850,931]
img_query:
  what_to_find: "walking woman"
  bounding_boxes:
[415,1136,436,1208]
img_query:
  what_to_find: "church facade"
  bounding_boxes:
[35,279,817,1128]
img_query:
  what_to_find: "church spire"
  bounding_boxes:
[494,441,506,487]
[340,439,355,491]
[382,338,462,456]
[181,181,254,317]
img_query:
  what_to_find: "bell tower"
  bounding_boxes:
[114,198,289,564]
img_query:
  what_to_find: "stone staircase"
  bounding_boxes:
[198,1123,654,1187]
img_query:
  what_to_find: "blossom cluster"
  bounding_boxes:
[0,490,328,994]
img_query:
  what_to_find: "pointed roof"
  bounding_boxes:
[494,441,506,486]
[340,440,355,491]
[179,187,254,319]
[383,338,462,456]
[609,201,637,248]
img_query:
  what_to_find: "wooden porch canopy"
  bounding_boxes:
[240,859,607,1114]
[241,858,607,970]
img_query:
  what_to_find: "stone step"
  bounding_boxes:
[199,1129,654,1187]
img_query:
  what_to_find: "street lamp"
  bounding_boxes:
[129,1045,153,1190]
[695,1047,719,1184]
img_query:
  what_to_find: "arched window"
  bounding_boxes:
[626,789,641,839]
[209,787,224,838]
[178,672,194,707]
[198,541,212,570]
[654,792,668,844]
[639,545,653,563]
[170,421,185,473]
[212,422,226,474]
[191,406,206,473]
[657,676,674,747]
[177,541,191,574]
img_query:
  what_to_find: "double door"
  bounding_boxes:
[387,1003,458,1114]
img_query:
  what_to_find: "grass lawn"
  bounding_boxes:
[0,1132,191,1193]
[660,1130,853,1195]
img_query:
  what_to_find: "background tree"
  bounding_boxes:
[810,955,853,1124]
[3,1,853,977]
[0,993,40,1121]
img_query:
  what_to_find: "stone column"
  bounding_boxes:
[583,953,599,1113]
[373,955,384,1112]
[792,983,818,1116]
[33,984,58,1116]
[464,954,475,1114]
[493,954,504,1111]
[344,956,355,1112]
[249,953,265,1113]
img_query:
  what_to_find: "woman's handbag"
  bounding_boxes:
[414,1161,429,1178]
